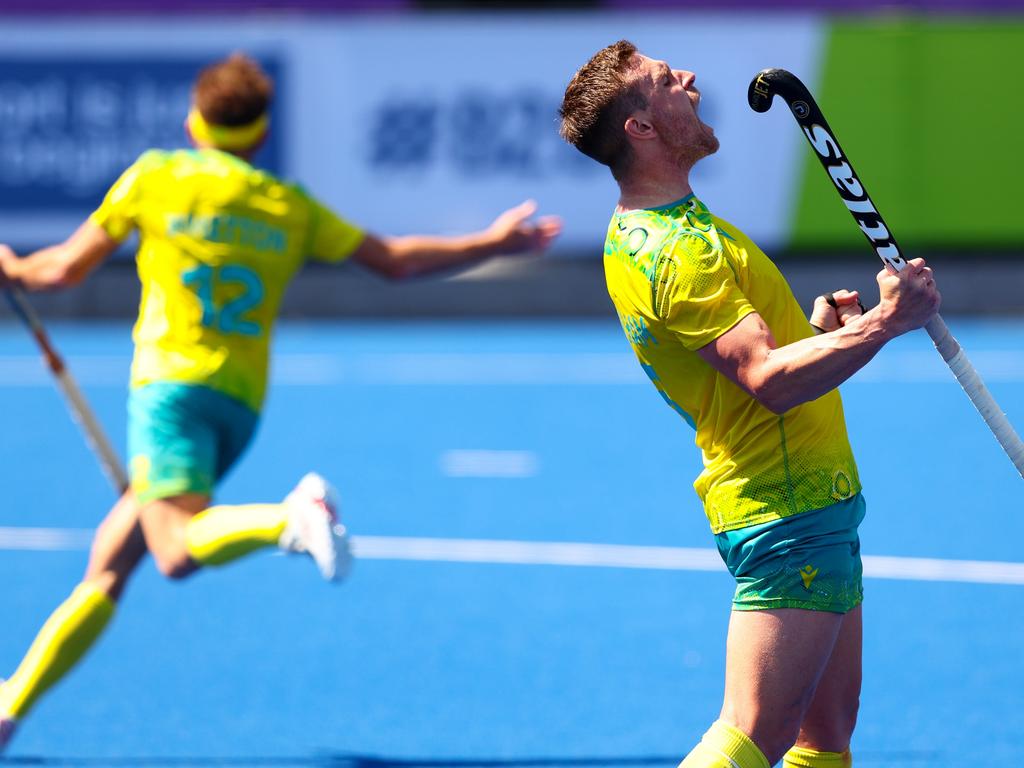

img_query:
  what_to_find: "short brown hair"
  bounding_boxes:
[194,52,274,127]
[559,40,646,180]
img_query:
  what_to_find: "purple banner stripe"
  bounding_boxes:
[2,0,1023,11]
[604,0,1024,9]
[0,0,411,13]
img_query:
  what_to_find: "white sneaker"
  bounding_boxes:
[0,713,15,753]
[279,472,352,582]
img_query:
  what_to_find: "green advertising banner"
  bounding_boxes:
[793,17,1024,251]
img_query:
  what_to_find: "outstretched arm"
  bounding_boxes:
[0,222,121,291]
[351,200,562,280]
[698,259,940,414]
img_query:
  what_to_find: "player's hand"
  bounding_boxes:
[876,257,941,336]
[486,200,563,255]
[0,244,18,287]
[809,289,864,333]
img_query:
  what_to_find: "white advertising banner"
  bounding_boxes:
[0,14,825,254]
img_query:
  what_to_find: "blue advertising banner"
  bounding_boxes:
[0,56,282,212]
[367,90,596,179]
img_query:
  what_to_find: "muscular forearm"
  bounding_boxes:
[699,261,939,415]
[752,308,895,413]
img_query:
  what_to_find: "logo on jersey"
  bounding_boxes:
[800,564,819,590]
[832,470,853,500]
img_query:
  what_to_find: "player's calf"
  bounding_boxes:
[794,692,859,754]
[723,690,815,765]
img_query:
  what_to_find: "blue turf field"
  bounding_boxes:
[1,318,1022,766]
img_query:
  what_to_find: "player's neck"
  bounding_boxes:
[616,141,700,210]
[191,141,257,163]
[617,168,694,212]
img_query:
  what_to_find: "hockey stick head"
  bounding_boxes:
[747,68,909,274]
[747,68,818,124]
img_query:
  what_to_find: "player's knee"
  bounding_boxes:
[152,550,197,581]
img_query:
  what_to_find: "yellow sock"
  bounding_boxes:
[185,503,288,567]
[0,582,114,719]
[783,746,852,767]
[679,720,770,768]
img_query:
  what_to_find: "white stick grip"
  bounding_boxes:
[925,315,1024,478]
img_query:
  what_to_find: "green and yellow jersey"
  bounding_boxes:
[605,195,860,533]
[90,148,364,411]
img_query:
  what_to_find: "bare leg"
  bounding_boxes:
[137,493,210,580]
[139,488,333,579]
[718,608,846,765]
[0,491,147,723]
[793,605,862,752]
[83,491,148,601]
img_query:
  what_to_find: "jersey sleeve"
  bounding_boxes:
[305,198,366,264]
[88,151,161,242]
[657,232,756,351]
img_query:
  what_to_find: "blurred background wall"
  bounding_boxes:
[0,0,1021,316]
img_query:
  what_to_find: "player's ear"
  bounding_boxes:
[624,113,655,141]
[184,119,197,148]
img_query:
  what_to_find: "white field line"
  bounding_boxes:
[2,528,1022,586]
[439,449,539,478]
[1,350,1023,386]
[0,527,95,550]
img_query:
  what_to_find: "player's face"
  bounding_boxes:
[633,54,719,163]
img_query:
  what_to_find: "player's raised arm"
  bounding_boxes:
[698,259,940,414]
[350,199,562,280]
[0,222,121,292]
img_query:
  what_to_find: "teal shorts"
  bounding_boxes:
[715,494,866,614]
[127,382,259,504]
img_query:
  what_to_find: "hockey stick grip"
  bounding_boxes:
[924,315,1024,475]
[5,287,129,493]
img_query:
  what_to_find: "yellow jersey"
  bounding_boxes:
[90,149,364,411]
[604,195,861,533]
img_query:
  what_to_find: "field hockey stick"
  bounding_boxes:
[748,68,1024,479]
[4,286,129,493]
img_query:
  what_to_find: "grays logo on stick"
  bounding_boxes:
[801,123,906,272]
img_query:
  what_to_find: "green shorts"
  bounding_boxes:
[128,382,259,504]
[715,493,866,614]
